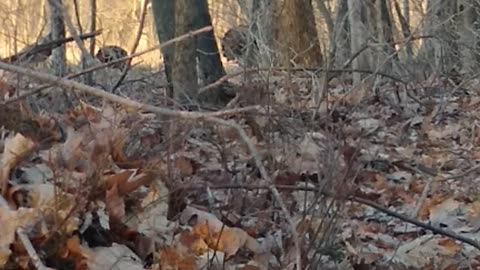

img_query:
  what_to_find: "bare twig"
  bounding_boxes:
[199,66,405,96]
[72,0,83,33]
[110,0,150,92]
[198,69,261,93]
[393,161,480,220]
[351,196,480,250]
[52,0,96,63]
[205,183,480,251]
[440,163,480,181]
[342,35,433,70]
[0,61,302,267]
[91,26,213,74]
[3,27,213,105]
[1,31,101,64]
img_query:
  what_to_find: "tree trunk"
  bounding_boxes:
[172,0,198,106]
[47,0,66,76]
[193,0,226,85]
[151,0,175,96]
[393,0,413,63]
[333,0,350,68]
[234,0,270,67]
[152,0,233,108]
[347,0,370,84]
[417,0,459,75]
[458,0,480,74]
[366,0,396,74]
[272,0,323,67]
[81,0,96,85]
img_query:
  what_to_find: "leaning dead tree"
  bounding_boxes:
[0,32,100,65]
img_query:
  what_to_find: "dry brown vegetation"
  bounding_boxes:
[2,1,480,270]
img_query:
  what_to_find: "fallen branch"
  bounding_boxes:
[207,183,480,251]
[1,30,101,64]
[351,196,480,250]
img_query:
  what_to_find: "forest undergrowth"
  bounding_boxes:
[1,60,480,270]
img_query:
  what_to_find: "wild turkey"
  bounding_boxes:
[95,45,129,70]
[221,25,249,62]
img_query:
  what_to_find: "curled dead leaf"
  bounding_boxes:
[1,133,36,195]
[106,182,125,221]
[158,245,197,270]
[181,206,263,258]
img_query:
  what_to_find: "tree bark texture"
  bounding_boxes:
[47,0,66,76]
[193,0,226,85]
[272,0,323,67]
[366,0,396,74]
[152,0,231,107]
[172,0,198,106]
[458,0,480,74]
[151,0,175,96]
[417,0,459,75]
[333,0,350,68]
[347,0,370,84]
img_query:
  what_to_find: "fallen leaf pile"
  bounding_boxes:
[2,70,480,270]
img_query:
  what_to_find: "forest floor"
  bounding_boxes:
[1,61,480,270]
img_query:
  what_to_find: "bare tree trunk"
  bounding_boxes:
[152,0,232,108]
[417,0,459,75]
[403,0,409,26]
[193,0,226,85]
[402,0,412,58]
[367,0,396,74]
[333,0,350,68]
[250,0,274,67]
[272,0,323,67]
[81,0,96,85]
[314,0,334,39]
[172,0,198,107]
[47,0,66,76]
[458,0,480,74]
[393,0,413,62]
[151,0,175,96]
[347,0,370,84]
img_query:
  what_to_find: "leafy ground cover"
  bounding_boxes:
[1,63,480,269]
